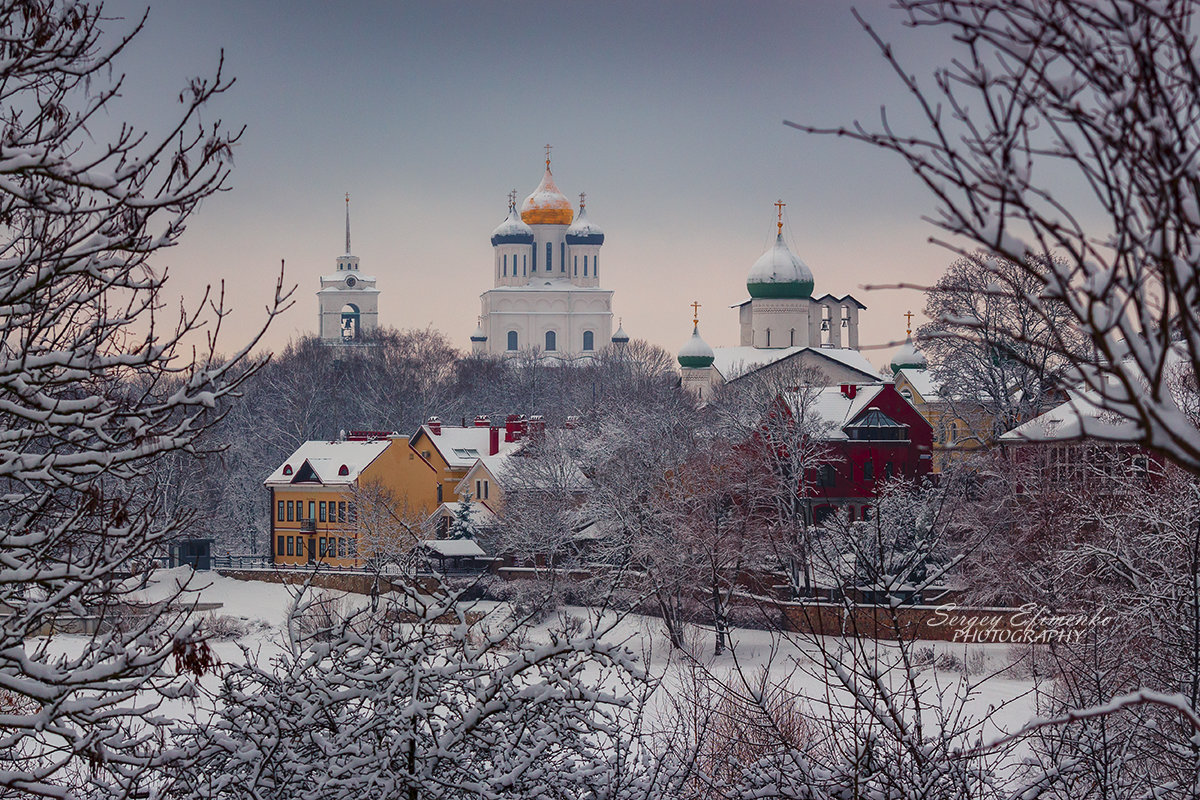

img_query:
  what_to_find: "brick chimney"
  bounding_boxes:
[505,413,523,443]
[840,384,857,400]
[489,426,499,455]
[427,416,442,435]
[529,414,546,438]
[474,415,490,427]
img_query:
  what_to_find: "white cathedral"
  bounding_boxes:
[472,152,615,357]
[318,196,379,343]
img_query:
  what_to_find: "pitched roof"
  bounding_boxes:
[999,391,1136,442]
[264,438,392,486]
[414,424,520,469]
[895,367,943,403]
[713,346,882,383]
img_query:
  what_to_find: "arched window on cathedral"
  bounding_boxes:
[523,254,527,276]
[546,242,552,272]
[594,255,599,277]
[574,256,577,276]
[765,328,771,347]
[584,255,588,276]
[545,330,557,351]
[583,331,594,351]
[560,242,565,271]
[507,331,518,351]
[532,247,537,273]
[502,254,507,277]
[790,328,795,346]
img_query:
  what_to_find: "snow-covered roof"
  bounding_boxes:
[999,391,1136,443]
[895,367,942,403]
[416,425,520,469]
[795,384,888,440]
[265,438,393,486]
[421,539,486,558]
[713,346,882,383]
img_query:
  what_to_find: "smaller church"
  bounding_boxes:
[678,202,878,398]
[319,195,380,342]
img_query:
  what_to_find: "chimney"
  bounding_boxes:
[565,415,579,429]
[474,415,490,427]
[529,414,546,438]
[841,384,857,399]
[427,416,442,435]
[489,426,499,456]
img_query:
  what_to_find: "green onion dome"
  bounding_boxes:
[747,234,815,299]
[890,335,928,373]
[678,324,715,369]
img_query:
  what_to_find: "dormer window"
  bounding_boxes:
[338,464,349,476]
[282,464,293,475]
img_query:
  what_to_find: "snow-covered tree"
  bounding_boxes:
[169,582,679,800]
[791,0,1200,473]
[710,363,836,598]
[446,490,477,540]
[0,2,284,796]
[919,253,1086,438]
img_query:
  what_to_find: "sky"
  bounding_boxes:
[105,0,964,372]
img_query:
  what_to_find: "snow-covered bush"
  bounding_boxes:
[169,581,666,800]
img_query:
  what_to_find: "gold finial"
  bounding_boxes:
[545,143,553,170]
[508,189,517,211]
[904,310,914,337]
[579,191,586,210]
[691,300,701,327]
[775,199,786,235]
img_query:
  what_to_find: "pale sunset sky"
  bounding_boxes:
[106,1,963,369]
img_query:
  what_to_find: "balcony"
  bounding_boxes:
[300,519,316,533]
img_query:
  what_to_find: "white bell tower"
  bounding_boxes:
[319,194,379,342]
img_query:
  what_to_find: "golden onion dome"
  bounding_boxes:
[520,166,574,226]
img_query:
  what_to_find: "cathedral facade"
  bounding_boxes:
[473,153,614,358]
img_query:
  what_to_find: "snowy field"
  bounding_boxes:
[104,567,1044,752]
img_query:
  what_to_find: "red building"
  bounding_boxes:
[776,382,934,522]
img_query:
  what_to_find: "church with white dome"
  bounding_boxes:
[472,150,615,358]
[679,202,878,398]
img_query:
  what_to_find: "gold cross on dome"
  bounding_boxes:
[544,143,552,169]
[904,310,914,336]
[345,192,350,205]
[691,300,701,326]
[775,199,785,235]
[579,191,586,209]
[508,189,517,210]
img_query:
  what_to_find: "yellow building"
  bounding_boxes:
[408,415,526,506]
[264,432,438,567]
[892,362,994,471]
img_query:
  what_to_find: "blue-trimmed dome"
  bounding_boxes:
[747,234,815,299]
[470,323,488,343]
[491,208,534,246]
[565,206,604,245]
[678,324,715,369]
[611,322,629,344]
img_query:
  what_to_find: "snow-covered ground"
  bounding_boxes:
[100,568,1042,763]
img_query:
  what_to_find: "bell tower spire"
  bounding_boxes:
[344,193,352,255]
